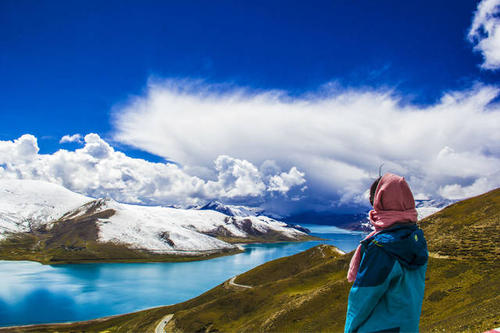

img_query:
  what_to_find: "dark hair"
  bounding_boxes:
[369,176,382,206]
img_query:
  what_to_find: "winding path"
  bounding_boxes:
[229,275,252,289]
[154,275,250,332]
[155,314,173,333]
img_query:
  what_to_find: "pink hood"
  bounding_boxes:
[347,173,418,282]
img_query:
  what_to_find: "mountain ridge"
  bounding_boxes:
[0,179,314,264]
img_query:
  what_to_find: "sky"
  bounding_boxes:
[1,0,500,216]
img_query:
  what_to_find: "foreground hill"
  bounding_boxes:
[418,188,500,262]
[0,179,312,264]
[3,188,499,332]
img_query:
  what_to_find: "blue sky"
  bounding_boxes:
[1,0,500,215]
[0,0,496,147]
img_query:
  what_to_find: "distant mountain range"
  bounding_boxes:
[282,199,454,232]
[197,200,311,233]
[415,198,456,219]
[10,187,497,332]
[0,179,312,264]
[196,200,265,217]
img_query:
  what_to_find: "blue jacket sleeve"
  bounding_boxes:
[344,242,402,333]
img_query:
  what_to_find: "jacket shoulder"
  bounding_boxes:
[354,241,399,288]
[366,224,428,269]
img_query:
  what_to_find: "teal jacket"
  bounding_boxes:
[344,223,428,333]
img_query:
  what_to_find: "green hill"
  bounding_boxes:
[419,187,500,262]
[2,188,499,332]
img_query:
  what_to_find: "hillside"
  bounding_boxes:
[0,179,313,264]
[419,188,500,262]
[2,188,499,332]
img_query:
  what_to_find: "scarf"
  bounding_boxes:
[347,173,418,282]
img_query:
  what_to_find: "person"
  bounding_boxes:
[344,173,428,333]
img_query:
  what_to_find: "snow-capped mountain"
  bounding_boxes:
[415,198,455,220]
[0,179,91,235]
[197,200,265,217]
[358,199,456,232]
[0,179,309,255]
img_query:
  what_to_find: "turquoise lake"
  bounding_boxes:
[0,224,366,327]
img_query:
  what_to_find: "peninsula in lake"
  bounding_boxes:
[0,179,315,264]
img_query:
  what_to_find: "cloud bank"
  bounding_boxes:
[111,79,500,213]
[468,0,500,70]
[0,134,305,210]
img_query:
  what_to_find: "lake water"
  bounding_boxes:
[0,224,366,327]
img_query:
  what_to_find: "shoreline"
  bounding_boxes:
[0,234,320,265]
[0,233,351,330]
[0,243,350,332]
[0,247,245,265]
[0,305,169,331]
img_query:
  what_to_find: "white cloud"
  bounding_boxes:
[111,79,500,209]
[3,80,500,214]
[438,174,500,199]
[0,133,306,208]
[59,134,83,144]
[468,0,500,70]
[267,167,306,195]
[206,155,266,198]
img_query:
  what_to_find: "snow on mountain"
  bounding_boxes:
[197,200,264,217]
[0,179,308,253]
[0,179,92,237]
[415,199,455,220]
[97,200,306,253]
[355,199,455,232]
[0,179,452,255]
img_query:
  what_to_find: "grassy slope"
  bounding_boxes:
[417,187,500,331]
[419,187,500,262]
[2,188,499,332]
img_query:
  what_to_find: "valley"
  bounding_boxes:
[3,188,498,332]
